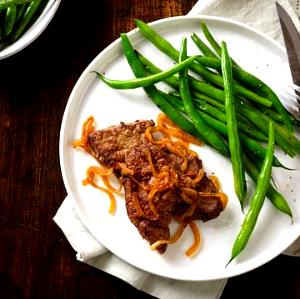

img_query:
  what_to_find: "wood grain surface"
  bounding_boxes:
[0,0,299,298]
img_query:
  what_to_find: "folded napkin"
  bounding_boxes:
[190,0,300,43]
[54,1,300,298]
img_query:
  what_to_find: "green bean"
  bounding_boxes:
[16,3,27,21]
[234,66,294,132]
[191,90,224,109]
[267,116,300,153]
[244,153,292,217]
[136,50,226,103]
[136,51,179,89]
[200,21,221,57]
[256,108,300,152]
[196,56,294,132]
[228,122,275,263]
[0,0,31,9]
[201,21,239,67]
[136,50,226,105]
[191,32,217,58]
[120,33,207,145]
[237,100,298,156]
[189,78,225,102]
[2,6,17,37]
[134,19,272,107]
[10,0,42,43]
[179,37,228,156]
[221,41,246,205]
[96,55,198,90]
[137,50,224,105]
[265,108,299,127]
[241,136,288,169]
[259,105,285,122]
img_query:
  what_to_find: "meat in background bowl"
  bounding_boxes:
[0,0,61,60]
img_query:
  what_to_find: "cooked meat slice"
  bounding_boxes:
[138,219,169,253]
[123,143,170,183]
[121,145,177,253]
[88,119,225,253]
[192,176,224,222]
[122,176,175,253]
[173,176,223,223]
[88,120,154,168]
[191,195,223,222]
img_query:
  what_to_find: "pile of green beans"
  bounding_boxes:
[0,0,46,47]
[97,20,297,263]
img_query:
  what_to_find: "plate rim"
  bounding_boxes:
[59,15,300,281]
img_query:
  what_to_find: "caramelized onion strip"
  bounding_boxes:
[72,116,95,151]
[145,125,171,144]
[209,175,221,191]
[198,192,228,209]
[180,191,194,205]
[84,166,113,178]
[101,175,122,194]
[157,113,202,146]
[180,188,198,200]
[192,168,204,184]
[143,149,156,176]
[118,162,134,175]
[83,179,116,215]
[148,197,160,220]
[185,221,201,257]
[148,172,170,219]
[176,203,196,223]
[150,223,187,250]
[148,172,170,199]
[82,166,116,214]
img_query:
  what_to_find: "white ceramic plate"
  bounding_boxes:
[0,0,61,60]
[59,16,300,281]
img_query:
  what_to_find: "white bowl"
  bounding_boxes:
[0,0,61,60]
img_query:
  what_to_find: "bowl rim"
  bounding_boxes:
[0,0,61,60]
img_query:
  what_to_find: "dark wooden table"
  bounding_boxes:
[0,0,299,298]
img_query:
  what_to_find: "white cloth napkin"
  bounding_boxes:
[54,196,227,299]
[54,1,300,298]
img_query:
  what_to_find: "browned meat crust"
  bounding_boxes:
[88,120,224,253]
[88,120,154,169]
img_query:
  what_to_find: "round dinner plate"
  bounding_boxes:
[59,16,300,281]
